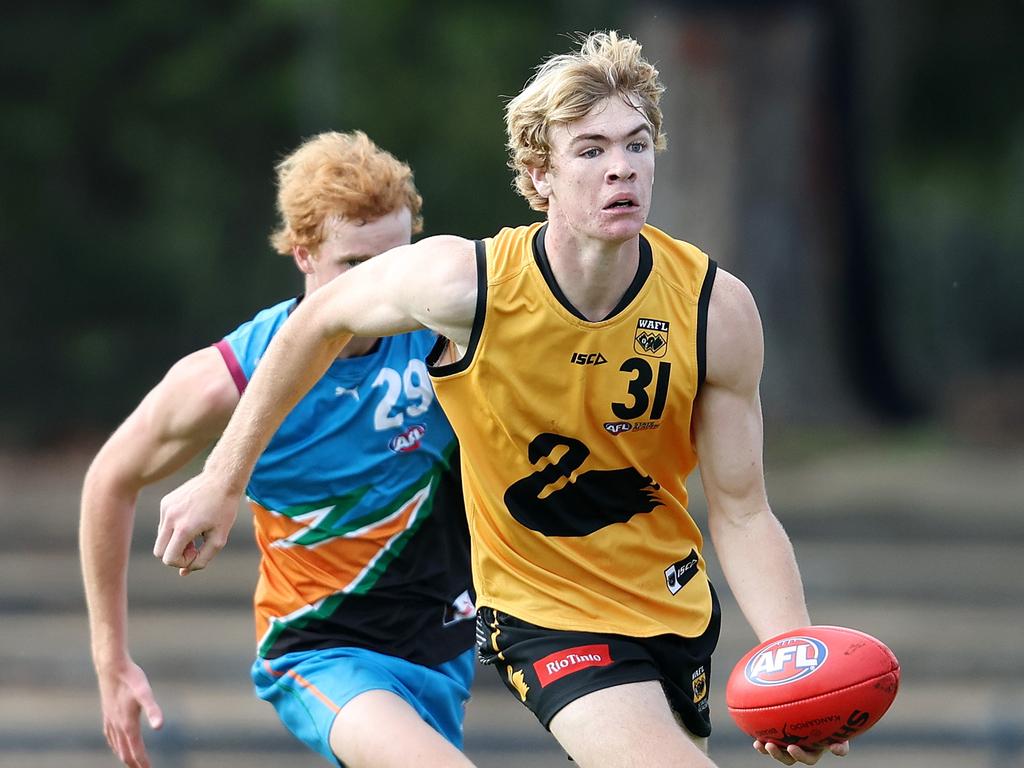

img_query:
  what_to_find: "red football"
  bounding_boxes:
[726,625,900,750]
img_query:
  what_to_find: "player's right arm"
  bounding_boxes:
[155,235,477,574]
[80,346,240,768]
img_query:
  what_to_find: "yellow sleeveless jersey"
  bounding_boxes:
[428,222,718,638]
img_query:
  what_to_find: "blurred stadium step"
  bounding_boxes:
[1,444,1023,766]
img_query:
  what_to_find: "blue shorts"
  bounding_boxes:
[252,647,475,765]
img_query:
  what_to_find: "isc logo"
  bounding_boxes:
[744,637,828,686]
[570,352,608,365]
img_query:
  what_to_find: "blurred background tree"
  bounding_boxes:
[1,0,1020,448]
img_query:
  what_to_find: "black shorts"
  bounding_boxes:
[475,593,721,738]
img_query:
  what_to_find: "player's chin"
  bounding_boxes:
[596,212,645,240]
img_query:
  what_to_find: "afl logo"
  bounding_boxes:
[389,424,426,453]
[603,421,632,435]
[744,637,828,687]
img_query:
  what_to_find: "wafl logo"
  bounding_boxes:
[744,636,828,687]
[634,317,670,358]
[389,424,426,453]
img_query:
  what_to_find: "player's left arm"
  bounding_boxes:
[694,269,848,764]
[695,269,809,638]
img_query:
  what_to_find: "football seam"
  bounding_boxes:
[727,670,897,713]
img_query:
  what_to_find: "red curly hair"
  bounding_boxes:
[269,131,423,255]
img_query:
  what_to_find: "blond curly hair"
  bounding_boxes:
[269,131,423,255]
[505,31,667,212]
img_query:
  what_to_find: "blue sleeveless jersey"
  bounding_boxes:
[217,297,473,664]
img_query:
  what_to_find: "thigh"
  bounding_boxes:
[549,680,716,768]
[329,690,474,768]
[252,647,473,767]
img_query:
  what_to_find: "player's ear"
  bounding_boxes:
[293,246,315,274]
[528,165,552,200]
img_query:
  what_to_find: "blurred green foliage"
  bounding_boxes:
[0,1,624,445]
[0,1,1020,446]
[870,0,1024,413]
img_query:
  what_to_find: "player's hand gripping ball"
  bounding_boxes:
[726,625,900,750]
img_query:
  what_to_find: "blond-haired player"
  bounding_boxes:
[156,34,849,767]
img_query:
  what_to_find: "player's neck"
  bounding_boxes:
[542,219,641,321]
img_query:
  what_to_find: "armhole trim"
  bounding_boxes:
[213,339,248,395]
[427,240,488,376]
[695,258,718,390]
